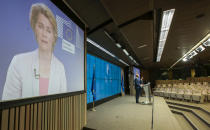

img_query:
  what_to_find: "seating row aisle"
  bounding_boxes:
[153,82,210,103]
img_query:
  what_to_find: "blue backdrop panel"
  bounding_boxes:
[87,54,122,104]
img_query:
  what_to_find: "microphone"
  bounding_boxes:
[34,69,40,79]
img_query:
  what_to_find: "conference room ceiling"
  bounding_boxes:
[64,0,210,69]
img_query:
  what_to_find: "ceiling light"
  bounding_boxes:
[203,38,210,46]
[196,45,205,52]
[138,44,147,49]
[87,38,116,58]
[132,59,139,65]
[129,56,134,60]
[123,49,129,56]
[156,9,175,62]
[116,43,122,48]
[118,59,129,66]
[183,57,187,62]
[188,50,197,59]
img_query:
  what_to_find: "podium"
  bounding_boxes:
[142,83,152,105]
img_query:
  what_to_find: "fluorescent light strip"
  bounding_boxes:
[104,30,115,42]
[138,44,147,49]
[133,59,139,65]
[157,9,175,62]
[116,43,122,48]
[118,59,129,66]
[123,49,129,56]
[87,38,116,58]
[87,38,129,66]
[183,57,187,62]
[169,33,210,70]
[129,56,133,60]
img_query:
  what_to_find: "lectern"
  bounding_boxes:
[142,82,152,105]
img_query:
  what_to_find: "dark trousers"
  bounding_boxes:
[135,87,141,103]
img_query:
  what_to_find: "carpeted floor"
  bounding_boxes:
[86,95,152,130]
[173,114,192,130]
[165,98,210,113]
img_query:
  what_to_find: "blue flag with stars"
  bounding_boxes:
[91,66,96,101]
[121,75,124,92]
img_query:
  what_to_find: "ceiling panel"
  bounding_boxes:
[100,0,153,25]
[120,20,153,67]
[65,0,110,29]
[65,0,210,69]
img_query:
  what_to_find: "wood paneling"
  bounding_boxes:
[0,93,86,130]
[9,108,15,130]
[1,109,9,130]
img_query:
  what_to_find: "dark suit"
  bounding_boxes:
[135,78,141,103]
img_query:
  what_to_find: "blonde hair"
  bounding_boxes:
[30,3,57,46]
[136,74,139,77]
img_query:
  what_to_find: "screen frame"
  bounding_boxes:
[0,0,86,109]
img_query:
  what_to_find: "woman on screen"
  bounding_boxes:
[2,3,67,100]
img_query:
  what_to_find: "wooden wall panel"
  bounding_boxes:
[0,93,87,130]
[47,100,51,130]
[37,102,42,130]
[15,107,19,130]
[9,108,15,130]
[1,109,9,130]
[33,103,37,130]
[19,106,25,130]
[42,102,45,130]
[70,97,73,130]
[25,105,30,130]
[54,99,58,130]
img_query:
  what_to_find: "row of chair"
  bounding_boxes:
[153,82,210,103]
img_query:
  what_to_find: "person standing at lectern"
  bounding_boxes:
[135,74,141,103]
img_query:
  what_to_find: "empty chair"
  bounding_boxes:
[202,88,208,102]
[183,84,192,101]
[176,88,185,100]
[170,84,178,99]
[202,82,208,101]
[191,83,204,103]
[192,88,205,103]
[159,84,166,97]
[164,84,172,98]
[203,82,208,88]
[153,84,161,96]
[208,87,210,101]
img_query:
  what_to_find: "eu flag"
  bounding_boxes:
[63,24,75,45]
[91,66,96,101]
[121,75,124,92]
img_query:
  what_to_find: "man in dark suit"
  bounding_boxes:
[135,74,141,103]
